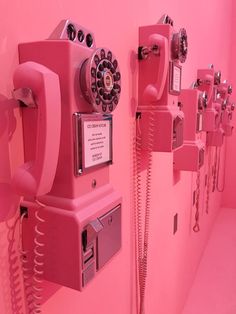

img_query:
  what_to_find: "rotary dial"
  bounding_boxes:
[80,48,121,113]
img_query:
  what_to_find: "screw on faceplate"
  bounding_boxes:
[92,179,97,188]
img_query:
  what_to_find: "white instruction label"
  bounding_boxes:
[172,65,181,92]
[83,120,111,168]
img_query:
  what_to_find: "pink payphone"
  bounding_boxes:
[134,14,188,314]
[222,101,234,136]
[217,81,234,136]
[205,75,232,147]
[195,65,219,132]
[12,20,122,298]
[173,88,206,171]
[137,14,188,152]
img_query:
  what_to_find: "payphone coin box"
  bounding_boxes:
[138,109,184,152]
[16,20,122,290]
[21,185,121,291]
[173,139,205,171]
[196,68,219,132]
[137,15,187,152]
[206,128,224,146]
[173,89,205,171]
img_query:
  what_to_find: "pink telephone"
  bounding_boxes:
[137,14,188,152]
[216,81,234,137]
[196,66,219,132]
[173,88,206,171]
[12,62,61,197]
[222,101,234,136]
[17,20,122,294]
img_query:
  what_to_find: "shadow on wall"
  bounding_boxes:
[0,94,20,222]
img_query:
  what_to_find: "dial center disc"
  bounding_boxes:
[103,70,114,92]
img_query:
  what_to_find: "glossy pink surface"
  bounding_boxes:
[0,1,235,314]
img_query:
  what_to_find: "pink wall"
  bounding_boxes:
[222,2,236,208]
[0,1,234,314]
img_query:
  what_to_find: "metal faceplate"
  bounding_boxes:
[97,205,121,270]
[73,113,113,175]
[80,48,121,114]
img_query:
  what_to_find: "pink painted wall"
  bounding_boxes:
[0,1,234,314]
[222,2,236,208]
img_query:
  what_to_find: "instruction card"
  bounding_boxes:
[83,120,111,168]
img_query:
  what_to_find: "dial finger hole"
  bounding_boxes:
[94,54,100,65]
[100,49,106,59]
[109,104,113,111]
[97,80,103,88]
[91,67,96,78]
[115,72,121,81]
[103,60,108,68]
[97,71,102,79]
[113,96,118,105]
[103,93,108,100]
[111,89,116,96]
[102,105,107,112]
[107,51,112,61]
[96,97,101,105]
[110,67,115,74]
[107,94,112,101]
[113,59,118,70]
[99,88,104,96]
[114,83,120,91]
[107,62,111,69]
[99,64,104,71]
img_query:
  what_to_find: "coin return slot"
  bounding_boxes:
[84,247,94,265]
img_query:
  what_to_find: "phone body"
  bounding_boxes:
[14,20,122,291]
[137,15,188,152]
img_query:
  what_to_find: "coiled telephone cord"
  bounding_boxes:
[212,147,218,192]
[205,147,212,214]
[135,111,154,314]
[19,211,32,314]
[6,216,24,314]
[216,138,227,192]
[193,170,201,232]
[19,198,45,314]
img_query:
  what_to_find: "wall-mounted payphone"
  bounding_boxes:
[216,81,234,137]
[195,66,219,133]
[137,14,188,152]
[222,101,234,136]
[173,88,206,171]
[12,20,122,296]
[134,14,188,314]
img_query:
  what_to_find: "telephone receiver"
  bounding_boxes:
[12,61,61,197]
[142,34,169,103]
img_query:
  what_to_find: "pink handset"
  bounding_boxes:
[12,61,61,197]
[142,34,169,103]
